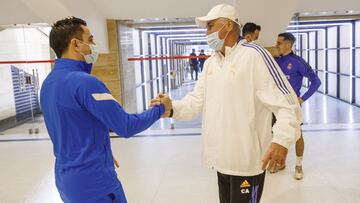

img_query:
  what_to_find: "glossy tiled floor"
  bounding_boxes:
[1,80,360,203]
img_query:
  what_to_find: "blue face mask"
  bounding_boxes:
[206,23,230,51]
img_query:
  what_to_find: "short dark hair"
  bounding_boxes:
[278,32,296,44]
[242,22,261,36]
[49,17,87,58]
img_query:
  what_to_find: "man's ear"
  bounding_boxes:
[287,41,293,49]
[225,21,233,32]
[70,38,80,51]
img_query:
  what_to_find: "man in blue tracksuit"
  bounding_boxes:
[273,32,321,180]
[40,17,171,203]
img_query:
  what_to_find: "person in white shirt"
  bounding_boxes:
[151,4,302,203]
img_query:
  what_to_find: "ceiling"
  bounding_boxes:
[0,0,359,51]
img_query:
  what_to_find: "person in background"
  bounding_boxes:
[242,22,261,42]
[198,49,206,72]
[189,48,199,80]
[273,32,321,180]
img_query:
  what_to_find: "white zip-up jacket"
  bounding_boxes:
[173,41,302,176]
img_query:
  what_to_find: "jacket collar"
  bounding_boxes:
[55,58,92,74]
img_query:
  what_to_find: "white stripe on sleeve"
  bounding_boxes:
[91,93,117,102]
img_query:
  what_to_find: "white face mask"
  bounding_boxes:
[206,23,230,51]
[78,40,99,64]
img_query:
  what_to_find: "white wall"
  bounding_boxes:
[91,0,233,19]
[21,0,109,53]
[235,0,300,47]
[0,27,51,120]
[0,1,42,25]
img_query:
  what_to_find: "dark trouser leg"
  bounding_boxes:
[218,172,231,203]
[218,171,266,203]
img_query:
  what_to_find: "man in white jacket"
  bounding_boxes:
[152,4,302,203]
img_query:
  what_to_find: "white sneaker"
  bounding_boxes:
[294,165,303,180]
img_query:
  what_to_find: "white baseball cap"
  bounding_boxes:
[195,4,241,28]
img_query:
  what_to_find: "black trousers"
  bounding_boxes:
[217,171,266,203]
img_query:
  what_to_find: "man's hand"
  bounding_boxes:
[159,94,172,117]
[262,143,288,171]
[298,97,304,105]
[150,98,161,107]
[150,93,172,117]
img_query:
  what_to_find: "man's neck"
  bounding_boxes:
[62,51,83,61]
[220,34,239,56]
[282,50,292,56]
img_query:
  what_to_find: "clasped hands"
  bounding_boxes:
[150,93,172,117]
